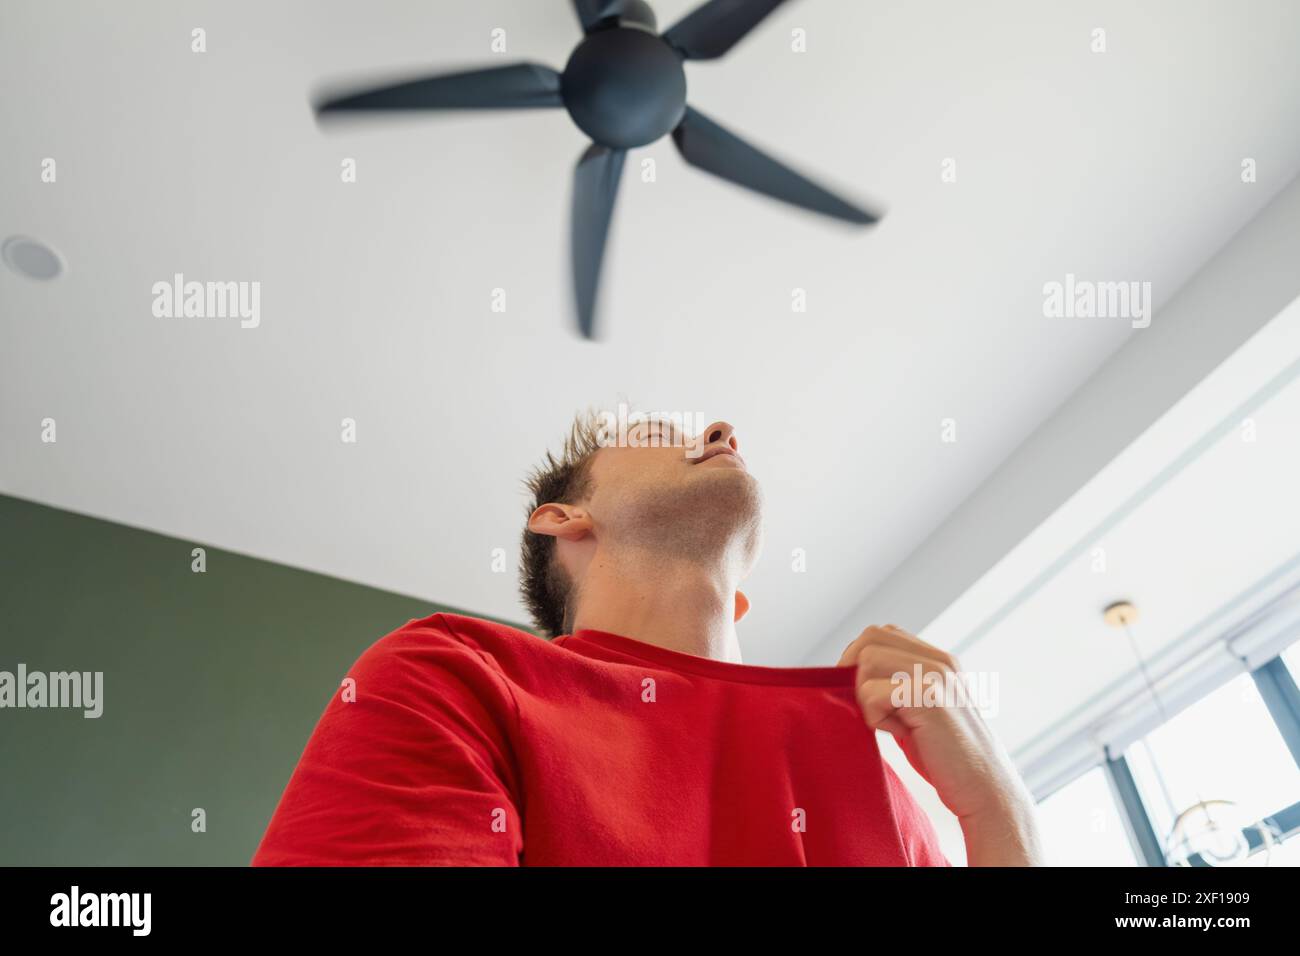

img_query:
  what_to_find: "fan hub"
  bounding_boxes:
[561,28,687,149]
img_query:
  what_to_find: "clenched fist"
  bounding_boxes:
[839,624,1045,865]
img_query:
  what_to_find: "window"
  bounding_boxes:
[1283,640,1300,685]
[1035,766,1138,866]
[1121,669,1300,865]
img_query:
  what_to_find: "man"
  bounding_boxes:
[252,412,1043,865]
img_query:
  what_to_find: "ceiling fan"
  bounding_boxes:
[314,0,881,339]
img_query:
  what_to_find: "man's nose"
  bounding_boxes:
[701,421,739,453]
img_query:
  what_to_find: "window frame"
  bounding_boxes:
[1050,647,1300,866]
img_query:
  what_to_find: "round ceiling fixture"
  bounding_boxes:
[3,235,64,280]
[1103,600,1139,628]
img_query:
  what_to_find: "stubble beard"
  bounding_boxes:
[610,469,764,571]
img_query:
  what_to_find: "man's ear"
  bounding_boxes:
[733,590,751,623]
[527,503,593,541]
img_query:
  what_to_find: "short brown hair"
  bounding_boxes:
[519,410,605,637]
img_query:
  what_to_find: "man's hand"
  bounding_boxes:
[839,624,1044,866]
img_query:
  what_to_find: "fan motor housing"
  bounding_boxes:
[561,27,687,149]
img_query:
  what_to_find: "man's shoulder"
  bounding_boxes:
[357,611,553,677]
[408,611,547,650]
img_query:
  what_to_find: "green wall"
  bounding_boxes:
[0,493,527,865]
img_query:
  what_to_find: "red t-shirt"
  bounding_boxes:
[251,612,952,866]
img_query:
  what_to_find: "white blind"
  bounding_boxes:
[1021,577,1300,800]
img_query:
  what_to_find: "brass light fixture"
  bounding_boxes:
[1103,600,1138,628]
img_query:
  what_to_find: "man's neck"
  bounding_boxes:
[569,545,744,663]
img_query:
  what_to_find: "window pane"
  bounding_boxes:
[1283,641,1300,686]
[1035,765,1138,866]
[1124,670,1300,866]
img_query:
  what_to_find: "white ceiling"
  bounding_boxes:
[4,0,1300,664]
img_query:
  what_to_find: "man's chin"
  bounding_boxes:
[619,474,762,561]
[692,465,760,494]
[689,467,763,520]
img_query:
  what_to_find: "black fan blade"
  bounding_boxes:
[573,0,620,32]
[571,144,627,339]
[663,0,789,60]
[316,63,562,114]
[672,106,878,224]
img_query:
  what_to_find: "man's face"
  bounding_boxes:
[581,418,764,568]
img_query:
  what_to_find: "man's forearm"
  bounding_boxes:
[959,795,1046,866]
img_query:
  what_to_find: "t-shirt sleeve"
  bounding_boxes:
[881,760,954,867]
[251,616,524,866]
